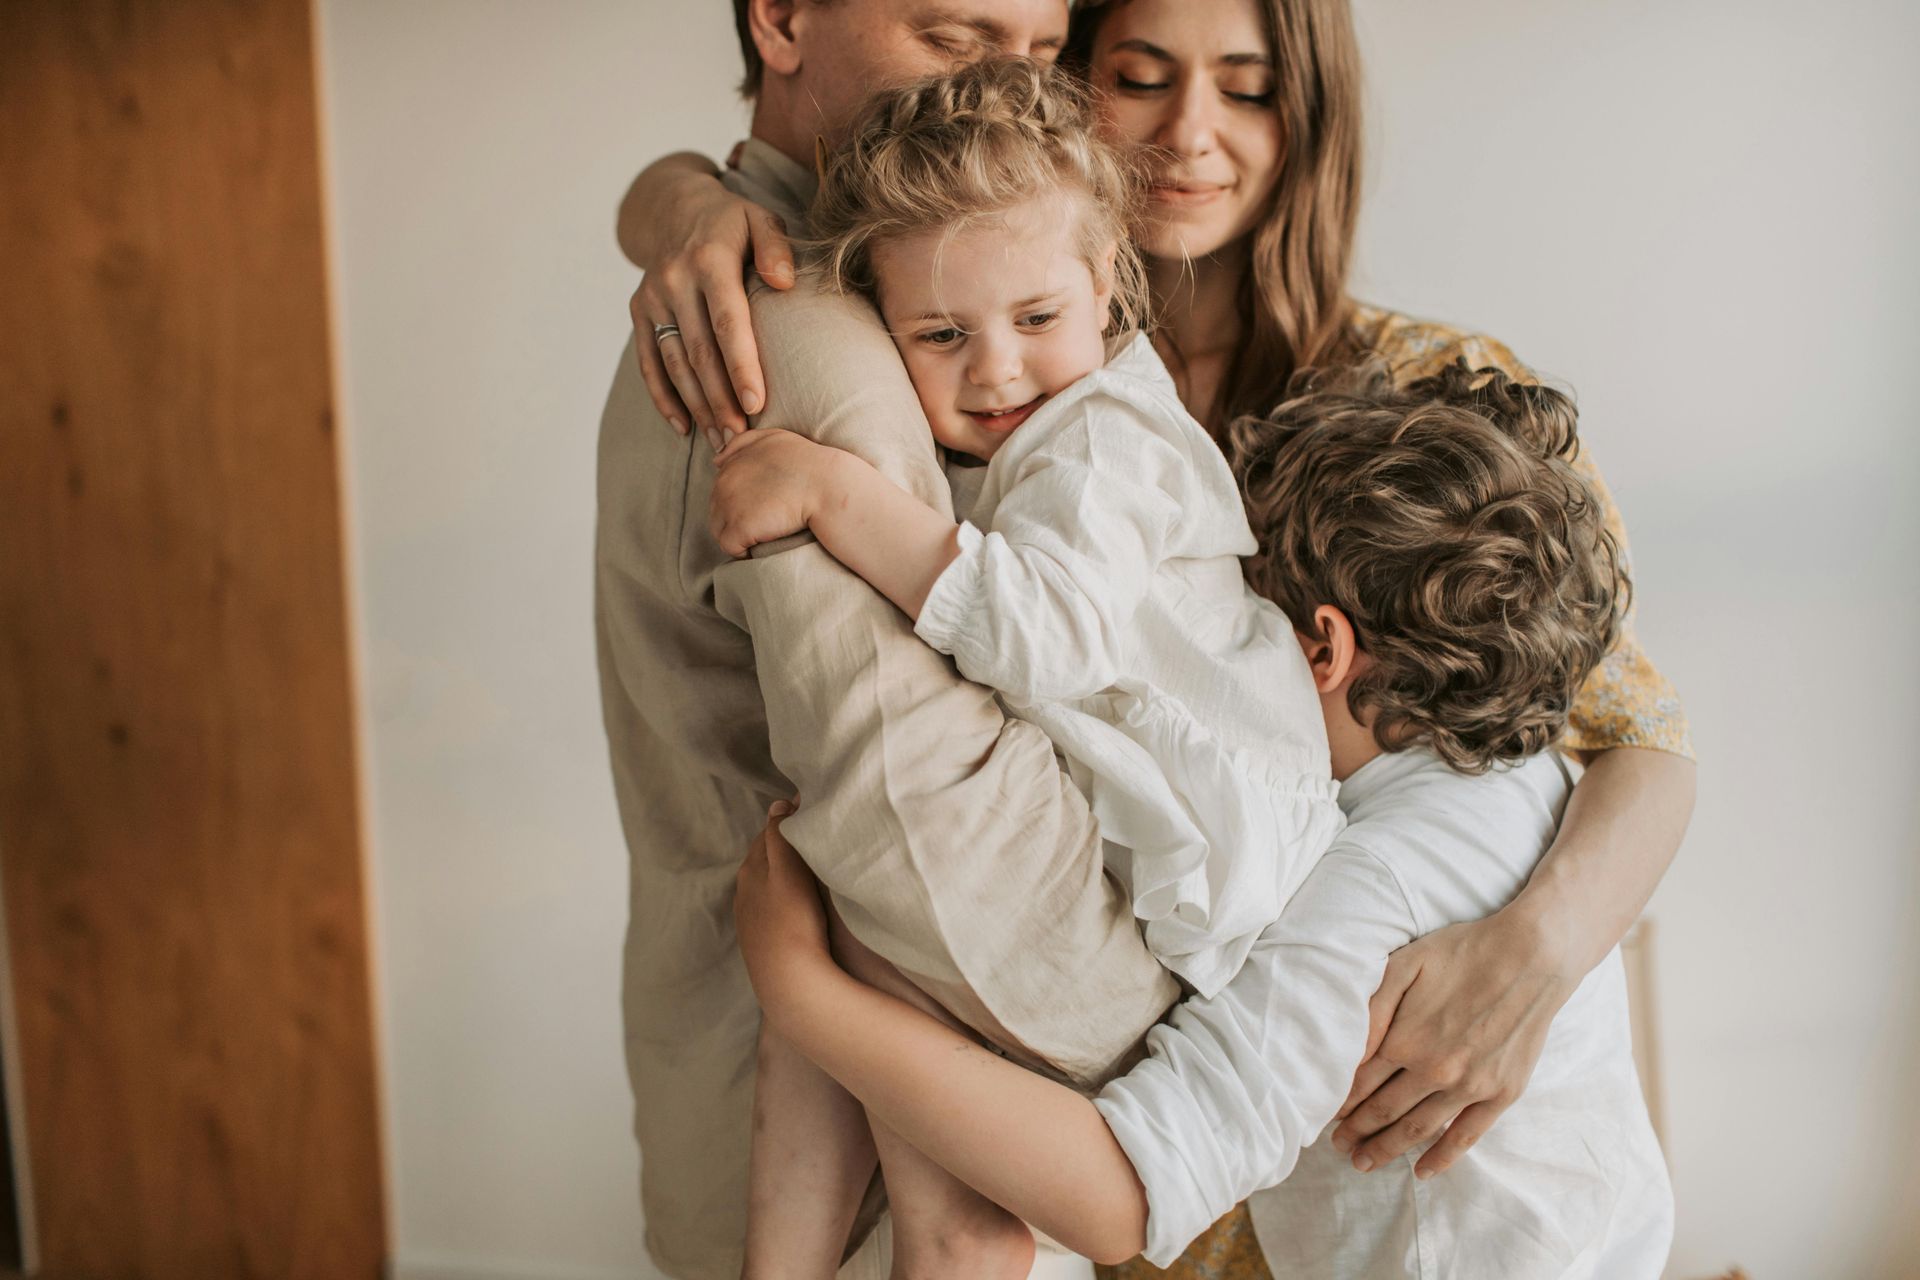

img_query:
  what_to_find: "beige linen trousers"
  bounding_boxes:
[594,139,1178,1280]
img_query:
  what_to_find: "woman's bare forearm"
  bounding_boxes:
[1517,746,1697,973]
[770,962,1150,1263]
[615,151,724,270]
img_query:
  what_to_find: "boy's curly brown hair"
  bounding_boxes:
[1227,360,1628,774]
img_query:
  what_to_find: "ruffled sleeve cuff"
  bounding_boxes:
[913,519,988,664]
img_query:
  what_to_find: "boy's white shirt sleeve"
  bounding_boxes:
[913,391,1195,706]
[1093,842,1420,1267]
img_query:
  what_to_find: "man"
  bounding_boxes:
[593,3,1177,1276]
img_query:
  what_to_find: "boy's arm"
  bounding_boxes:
[737,805,1420,1269]
[734,807,1151,1265]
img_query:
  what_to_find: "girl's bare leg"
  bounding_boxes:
[828,911,1036,1280]
[742,1025,879,1280]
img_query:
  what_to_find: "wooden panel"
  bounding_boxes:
[0,2,386,1276]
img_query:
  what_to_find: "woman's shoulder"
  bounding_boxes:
[1347,302,1536,387]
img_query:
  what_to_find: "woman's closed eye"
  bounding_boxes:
[1112,72,1274,107]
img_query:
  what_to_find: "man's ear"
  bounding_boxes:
[747,0,805,78]
[1298,604,1360,695]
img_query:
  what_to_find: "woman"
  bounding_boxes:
[619,0,1695,1272]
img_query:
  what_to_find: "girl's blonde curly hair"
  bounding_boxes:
[810,57,1151,336]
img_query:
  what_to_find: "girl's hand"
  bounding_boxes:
[734,801,836,1018]
[709,429,841,558]
[628,167,794,444]
[1330,903,1579,1178]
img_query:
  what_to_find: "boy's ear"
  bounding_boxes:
[1299,604,1361,694]
[747,0,805,78]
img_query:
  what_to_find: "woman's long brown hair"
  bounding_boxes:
[1067,0,1366,425]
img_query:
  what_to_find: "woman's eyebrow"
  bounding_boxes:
[1110,38,1177,63]
[1109,38,1272,69]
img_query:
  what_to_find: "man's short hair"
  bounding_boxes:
[1229,361,1627,774]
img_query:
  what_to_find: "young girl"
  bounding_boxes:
[707,58,1344,1277]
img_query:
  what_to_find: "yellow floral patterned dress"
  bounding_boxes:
[1095,306,1694,1280]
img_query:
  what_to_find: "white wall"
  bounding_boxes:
[315,2,1920,1278]
[316,3,745,1276]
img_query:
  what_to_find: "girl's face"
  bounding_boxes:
[872,195,1115,462]
[1086,0,1284,263]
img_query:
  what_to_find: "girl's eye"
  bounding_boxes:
[1019,311,1060,330]
[920,328,962,347]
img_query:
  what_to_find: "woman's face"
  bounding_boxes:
[1086,0,1284,264]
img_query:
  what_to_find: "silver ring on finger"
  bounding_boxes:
[652,322,682,342]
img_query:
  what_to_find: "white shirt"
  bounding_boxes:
[918,334,1344,996]
[1094,748,1673,1276]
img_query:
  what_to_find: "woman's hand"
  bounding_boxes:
[1330,902,1580,1178]
[709,429,841,558]
[734,800,837,1019]
[627,164,795,444]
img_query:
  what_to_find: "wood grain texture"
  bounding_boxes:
[0,2,386,1276]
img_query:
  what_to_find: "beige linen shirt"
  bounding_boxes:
[594,139,1178,1280]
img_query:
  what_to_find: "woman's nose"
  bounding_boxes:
[1158,75,1221,157]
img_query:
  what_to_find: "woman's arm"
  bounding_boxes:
[1331,747,1695,1176]
[733,805,1150,1264]
[615,152,727,271]
[618,152,795,440]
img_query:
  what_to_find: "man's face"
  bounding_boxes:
[789,0,1073,142]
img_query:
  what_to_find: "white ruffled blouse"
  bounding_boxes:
[921,334,1343,996]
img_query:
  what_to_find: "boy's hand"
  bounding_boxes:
[709,429,840,558]
[734,800,837,1018]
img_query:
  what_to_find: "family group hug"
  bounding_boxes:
[594,1,1698,1277]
